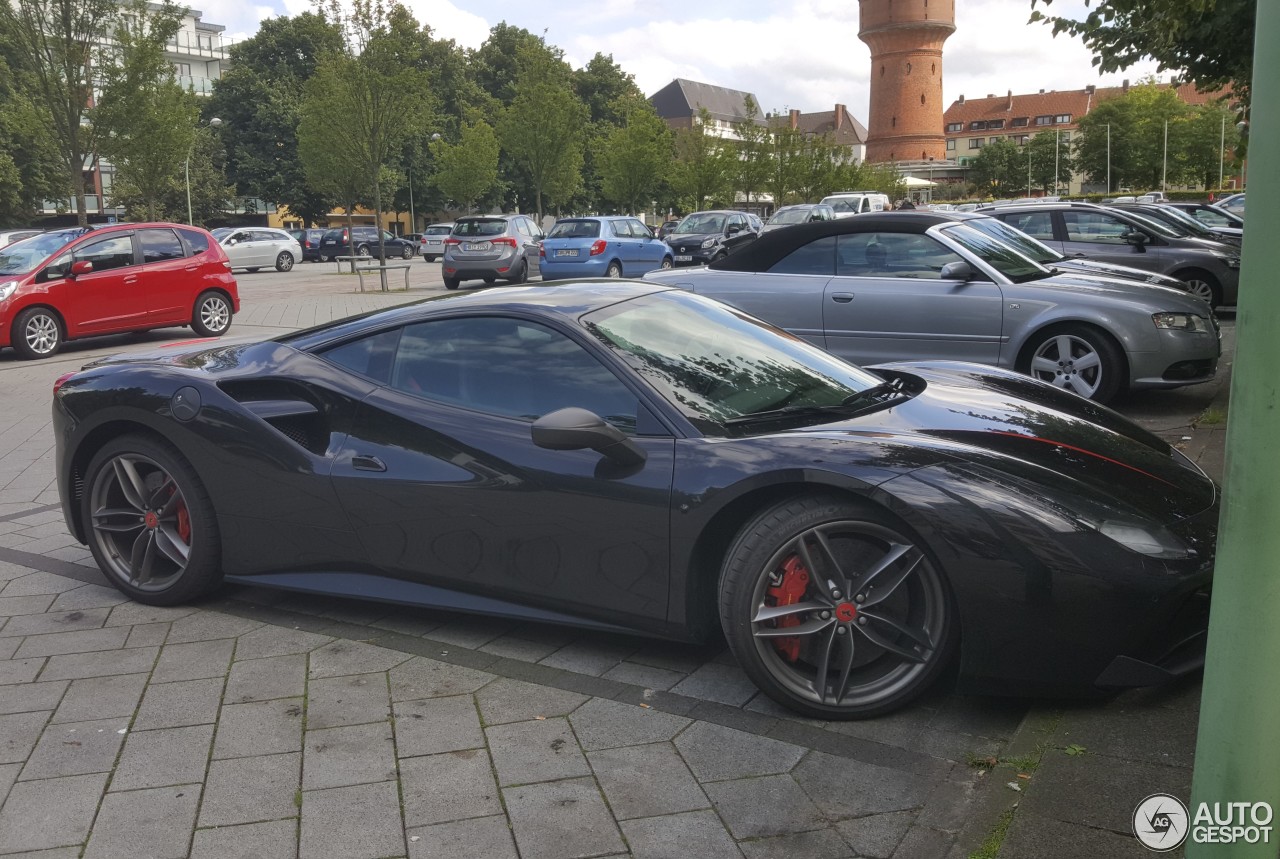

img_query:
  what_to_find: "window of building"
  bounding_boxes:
[1055,114,1071,124]
[946,123,963,132]
[987,119,1004,129]
[969,121,984,130]
[175,62,191,76]
[1035,115,1053,126]
[1015,135,1030,145]
[197,34,213,50]
[1011,117,1029,127]
[969,138,983,149]
[989,137,1001,145]
[946,139,956,151]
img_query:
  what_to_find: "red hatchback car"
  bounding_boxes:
[0,223,239,359]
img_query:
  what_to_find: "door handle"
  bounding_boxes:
[123,276,138,284]
[831,292,854,303]
[352,455,387,472]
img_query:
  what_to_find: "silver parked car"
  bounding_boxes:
[442,215,544,290]
[419,222,454,261]
[216,227,298,272]
[644,212,1220,404]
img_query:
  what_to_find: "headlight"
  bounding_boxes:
[1210,250,1241,268]
[0,281,16,301]
[1152,312,1209,332]
[700,237,717,248]
[1097,520,1192,559]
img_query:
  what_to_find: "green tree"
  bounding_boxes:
[0,54,64,224]
[298,1,429,263]
[732,96,771,209]
[970,138,1024,196]
[1030,0,1254,107]
[0,0,122,224]
[497,43,586,220]
[793,133,841,203]
[762,120,803,207]
[1182,102,1241,190]
[596,96,672,214]
[1027,130,1073,193]
[1074,82,1194,190]
[671,108,735,211]
[431,120,500,212]
[93,0,195,221]
[204,12,344,226]
[574,52,643,126]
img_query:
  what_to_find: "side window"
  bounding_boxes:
[631,220,653,238]
[253,230,280,243]
[319,328,400,385]
[73,234,136,272]
[516,219,535,239]
[390,317,639,431]
[1061,212,1133,244]
[767,236,836,276]
[836,233,964,279]
[730,214,747,232]
[1003,212,1055,241]
[609,221,631,238]
[229,231,252,244]
[178,229,210,254]
[381,231,395,242]
[139,229,186,263]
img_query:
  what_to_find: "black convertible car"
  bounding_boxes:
[52,282,1216,719]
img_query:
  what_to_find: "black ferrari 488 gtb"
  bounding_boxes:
[53,282,1215,718]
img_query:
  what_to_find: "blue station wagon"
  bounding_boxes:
[539,216,674,280]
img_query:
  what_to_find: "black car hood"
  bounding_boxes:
[665,232,721,247]
[785,361,1215,524]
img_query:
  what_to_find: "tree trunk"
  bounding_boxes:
[345,206,356,268]
[72,168,88,227]
[374,181,387,292]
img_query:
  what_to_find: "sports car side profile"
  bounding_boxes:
[53,282,1215,718]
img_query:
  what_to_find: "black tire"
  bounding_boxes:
[712,251,728,263]
[82,434,222,606]
[443,276,461,290]
[401,245,413,260]
[320,254,332,263]
[275,252,294,272]
[1019,322,1125,403]
[1174,268,1222,308]
[660,256,673,270]
[605,261,623,278]
[192,291,233,337]
[11,306,64,359]
[424,255,437,262]
[483,276,497,285]
[507,259,529,284]
[246,267,261,273]
[357,245,372,258]
[719,495,957,720]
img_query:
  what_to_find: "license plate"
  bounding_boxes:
[555,249,579,257]
[675,255,692,262]
[463,242,490,252]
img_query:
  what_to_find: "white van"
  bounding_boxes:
[819,191,891,217]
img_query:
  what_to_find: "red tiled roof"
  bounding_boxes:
[943,81,1232,130]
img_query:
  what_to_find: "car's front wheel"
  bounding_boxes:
[1174,269,1222,308]
[12,307,64,359]
[719,495,956,720]
[275,251,294,272]
[82,434,222,606]
[401,246,413,260]
[1022,323,1124,403]
[192,291,232,337]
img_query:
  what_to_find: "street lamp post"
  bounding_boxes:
[186,116,222,225]
[1026,139,1032,196]
[1218,113,1226,191]
[1162,119,1168,192]
[1054,129,1060,195]
[1106,124,1111,193]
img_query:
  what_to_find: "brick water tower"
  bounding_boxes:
[859,0,956,162]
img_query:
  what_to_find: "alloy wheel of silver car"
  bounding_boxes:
[1028,331,1110,400]
[1183,278,1217,307]
[276,251,294,272]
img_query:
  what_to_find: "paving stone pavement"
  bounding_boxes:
[0,266,1230,858]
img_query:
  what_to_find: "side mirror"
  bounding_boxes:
[532,407,646,467]
[726,224,742,235]
[227,238,238,246]
[939,261,973,281]
[70,260,94,277]
[1123,230,1149,246]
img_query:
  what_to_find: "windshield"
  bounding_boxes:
[1118,210,1182,238]
[0,230,83,276]
[938,224,1051,283]
[769,208,812,225]
[824,198,859,213]
[1146,206,1214,236]
[673,214,725,235]
[963,217,1061,264]
[583,290,883,436]
[548,220,601,239]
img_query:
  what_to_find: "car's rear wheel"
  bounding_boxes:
[192,291,232,337]
[483,276,497,285]
[660,256,673,270]
[83,435,222,606]
[443,276,461,290]
[1022,323,1124,403]
[424,255,437,262]
[357,245,372,258]
[1174,269,1222,308]
[507,259,528,284]
[12,307,64,359]
[401,246,413,260]
[275,252,294,272]
[719,495,956,719]
[605,261,622,278]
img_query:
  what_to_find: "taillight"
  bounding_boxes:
[539,244,545,257]
[53,372,77,395]
[589,240,607,256]
[491,237,518,248]
[444,238,461,246]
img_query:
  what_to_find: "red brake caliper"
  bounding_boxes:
[766,556,810,662]
[167,485,191,544]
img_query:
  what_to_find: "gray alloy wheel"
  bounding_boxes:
[12,307,63,359]
[1181,275,1220,307]
[275,251,294,272]
[1025,324,1122,402]
[83,436,221,605]
[357,245,372,258]
[660,256,673,270]
[192,291,232,337]
[401,245,413,260]
[605,261,623,278]
[721,497,954,719]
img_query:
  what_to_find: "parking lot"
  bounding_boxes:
[0,263,1231,858]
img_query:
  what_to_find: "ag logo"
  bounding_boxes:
[1134,793,1189,851]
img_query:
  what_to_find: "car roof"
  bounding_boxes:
[710,212,948,273]
[983,201,1104,213]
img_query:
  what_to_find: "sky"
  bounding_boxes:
[202,0,1166,122]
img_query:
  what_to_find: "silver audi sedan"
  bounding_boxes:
[644,211,1220,403]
